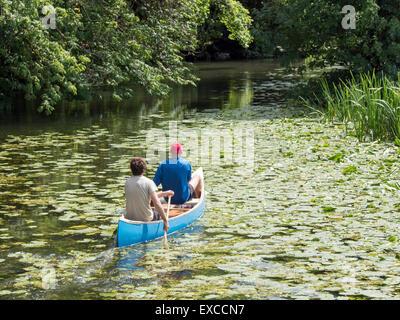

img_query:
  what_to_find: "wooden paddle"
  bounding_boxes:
[163,195,171,247]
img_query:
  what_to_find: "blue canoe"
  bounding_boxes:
[117,168,205,247]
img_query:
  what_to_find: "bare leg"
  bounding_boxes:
[188,168,203,198]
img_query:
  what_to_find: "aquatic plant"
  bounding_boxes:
[304,72,400,142]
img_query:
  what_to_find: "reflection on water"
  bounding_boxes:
[1,59,289,299]
[116,225,204,271]
[0,60,288,137]
[2,59,400,299]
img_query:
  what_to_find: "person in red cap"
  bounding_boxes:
[170,143,183,154]
[153,143,202,204]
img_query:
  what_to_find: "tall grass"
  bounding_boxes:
[304,72,400,142]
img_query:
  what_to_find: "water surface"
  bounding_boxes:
[1,60,400,299]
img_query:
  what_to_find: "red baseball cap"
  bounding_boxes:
[170,143,183,154]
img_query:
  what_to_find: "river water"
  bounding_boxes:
[1,60,400,299]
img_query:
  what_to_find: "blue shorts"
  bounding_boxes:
[188,183,194,201]
[152,210,160,221]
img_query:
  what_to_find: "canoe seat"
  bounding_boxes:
[158,198,200,209]
[184,198,200,205]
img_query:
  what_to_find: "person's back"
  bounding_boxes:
[153,157,192,204]
[125,175,157,221]
[124,158,172,234]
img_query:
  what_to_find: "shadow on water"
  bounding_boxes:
[26,224,206,299]
[116,225,205,271]
[0,59,309,299]
[0,59,301,139]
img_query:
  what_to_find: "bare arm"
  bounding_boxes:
[157,190,174,198]
[150,191,169,232]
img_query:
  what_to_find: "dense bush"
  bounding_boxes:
[0,0,252,113]
[245,0,282,58]
[274,0,400,75]
[191,0,254,61]
[246,0,400,76]
[276,1,400,142]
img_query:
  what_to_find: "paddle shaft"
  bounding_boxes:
[163,196,171,246]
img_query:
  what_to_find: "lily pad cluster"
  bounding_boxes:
[1,63,400,299]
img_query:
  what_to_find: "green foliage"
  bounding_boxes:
[246,0,283,58]
[342,165,357,175]
[329,152,344,163]
[269,0,400,76]
[305,72,400,142]
[218,0,253,47]
[0,0,86,114]
[0,0,252,113]
[194,0,253,60]
[322,206,336,212]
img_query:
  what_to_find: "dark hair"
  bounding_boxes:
[130,157,147,176]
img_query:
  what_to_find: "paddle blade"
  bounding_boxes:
[163,195,171,248]
[162,232,168,248]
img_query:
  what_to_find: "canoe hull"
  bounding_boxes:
[117,170,205,247]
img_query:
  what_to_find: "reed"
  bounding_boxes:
[303,72,400,142]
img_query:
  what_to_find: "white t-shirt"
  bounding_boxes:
[125,175,158,221]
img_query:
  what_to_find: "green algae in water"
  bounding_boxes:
[342,165,357,175]
[1,61,400,299]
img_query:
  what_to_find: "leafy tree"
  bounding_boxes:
[268,0,400,76]
[194,0,254,61]
[0,0,252,114]
[246,0,282,58]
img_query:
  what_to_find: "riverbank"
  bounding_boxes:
[300,72,400,143]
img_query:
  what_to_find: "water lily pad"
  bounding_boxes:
[22,241,47,248]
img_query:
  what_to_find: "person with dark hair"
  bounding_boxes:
[125,157,174,233]
[153,143,202,205]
